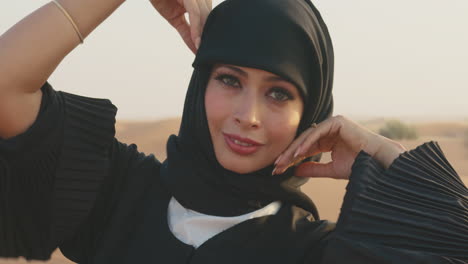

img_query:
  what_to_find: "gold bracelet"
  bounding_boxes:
[51,0,84,44]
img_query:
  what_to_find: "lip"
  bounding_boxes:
[223,133,264,155]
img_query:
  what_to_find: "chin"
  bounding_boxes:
[222,163,256,174]
[218,155,270,175]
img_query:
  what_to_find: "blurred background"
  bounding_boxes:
[1,0,467,263]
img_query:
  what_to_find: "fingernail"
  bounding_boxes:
[195,37,201,49]
[272,167,277,176]
[274,154,283,165]
[293,147,301,159]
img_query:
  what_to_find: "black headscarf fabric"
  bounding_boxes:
[160,0,334,218]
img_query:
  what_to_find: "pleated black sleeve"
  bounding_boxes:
[320,142,468,263]
[0,82,118,261]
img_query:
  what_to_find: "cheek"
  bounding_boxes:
[264,108,302,152]
[205,83,229,137]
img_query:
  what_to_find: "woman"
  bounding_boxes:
[0,0,466,263]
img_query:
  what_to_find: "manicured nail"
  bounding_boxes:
[293,147,302,159]
[272,167,277,176]
[274,154,283,165]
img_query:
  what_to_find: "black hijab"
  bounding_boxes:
[160,0,334,219]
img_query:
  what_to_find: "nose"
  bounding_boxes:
[233,90,261,129]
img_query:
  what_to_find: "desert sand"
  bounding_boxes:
[2,118,467,264]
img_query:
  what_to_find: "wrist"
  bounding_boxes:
[373,136,406,169]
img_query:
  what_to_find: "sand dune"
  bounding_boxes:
[2,119,467,264]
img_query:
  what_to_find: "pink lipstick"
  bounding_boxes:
[223,133,263,155]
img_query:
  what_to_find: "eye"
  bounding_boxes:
[214,74,241,88]
[268,87,294,102]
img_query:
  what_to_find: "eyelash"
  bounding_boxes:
[214,74,241,88]
[213,73,294,102]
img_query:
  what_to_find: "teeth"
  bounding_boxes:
[233,139,253,147]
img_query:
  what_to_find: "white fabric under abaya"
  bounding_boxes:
[168,197,282,248]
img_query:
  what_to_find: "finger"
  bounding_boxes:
[300,141,323,158]
[194,0,212,49]
[274,145,324,176]
[288,147,323,172]
[204,0,212,10]
[274,127,319,175]
[295,161,343,179]
[199,0,212,30]
[294,117,341,159]
[275,125,314,168]
[184,0,202,49]
[275,118,342,175]
[274,124,321,172]
[171,14,197,53]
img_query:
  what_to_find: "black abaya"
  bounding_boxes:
[0,0,467,262]
[0,83,466,263]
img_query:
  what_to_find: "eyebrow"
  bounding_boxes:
[220,65,290,83]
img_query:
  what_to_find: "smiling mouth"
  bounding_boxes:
[223,133,263,155]
[232,139,254,147]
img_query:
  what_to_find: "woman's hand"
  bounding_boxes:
[150,0,212,54]
[273,115,407,179]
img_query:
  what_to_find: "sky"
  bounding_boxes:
[1,0,467,121]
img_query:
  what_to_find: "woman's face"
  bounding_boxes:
[205,64,304,174]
